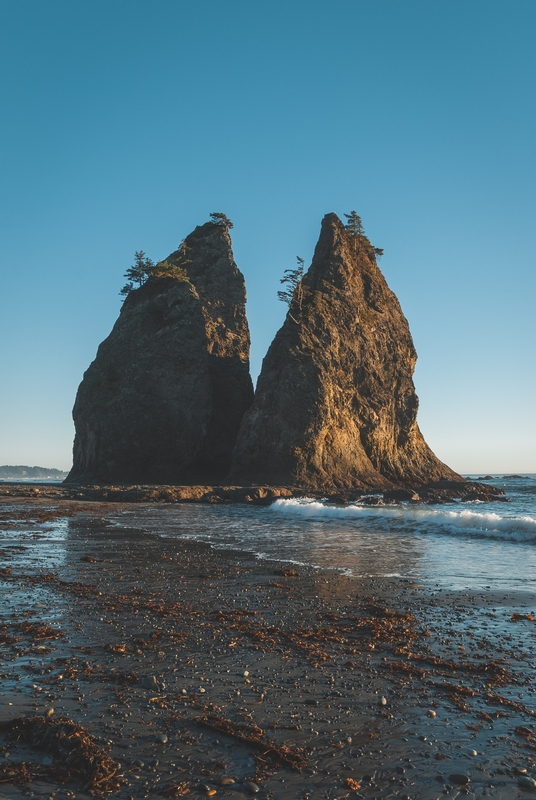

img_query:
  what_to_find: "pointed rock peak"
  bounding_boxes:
[231,213,460,492]
[167,215,243,308]
[302,212,389,302]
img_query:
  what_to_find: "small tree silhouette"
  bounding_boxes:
[343,211,365,254]
[120,251,155,296]
[278,256,305,323]
[120,249,189,297]
[343,211,365,237]
[209,212,234,230]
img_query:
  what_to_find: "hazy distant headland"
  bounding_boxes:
[0,465,68,481]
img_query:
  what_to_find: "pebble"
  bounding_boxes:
[518,776,536,789]
[220,777,236,786]
[155,733,168,744]
[243,670,250,677]
[467,749,477,757]
[449,773,470,786]
[427,709,436,718]
[380,696,387,706]
[45,708,55,718]
[142,676,160,691]
[243,781,259,794]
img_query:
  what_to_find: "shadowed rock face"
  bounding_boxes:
[67,222,253,484]
[167,222,254,477]
[231,213,461,491]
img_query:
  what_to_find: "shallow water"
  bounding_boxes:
[107,474,536,594]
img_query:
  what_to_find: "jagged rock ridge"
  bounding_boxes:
[66,222,253,485]
[231,213,461,491]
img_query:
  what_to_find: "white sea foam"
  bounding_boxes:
[270,498,536,543]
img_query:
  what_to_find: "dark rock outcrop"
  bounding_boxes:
[66,222,253,484]
[415,480,507,504]
[231,213,461,492]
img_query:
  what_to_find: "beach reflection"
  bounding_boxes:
[107,503,427,582]
[105,501,536,592]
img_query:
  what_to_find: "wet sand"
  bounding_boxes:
[1,499,536,800]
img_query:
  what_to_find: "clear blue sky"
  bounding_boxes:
[1,0,534,473]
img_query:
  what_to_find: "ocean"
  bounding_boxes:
[108,474,536,595]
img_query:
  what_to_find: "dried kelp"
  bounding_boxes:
[0,716,123,794]
[195,714,307,770]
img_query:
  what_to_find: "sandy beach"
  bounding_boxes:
[2,498,536,800]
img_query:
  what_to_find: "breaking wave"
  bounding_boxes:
[270,498,536,543]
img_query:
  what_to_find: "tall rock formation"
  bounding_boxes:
[66,221,253,485]
[231,213,461,491]
[166,222,253,477]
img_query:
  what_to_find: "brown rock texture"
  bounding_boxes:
[231,213,461,491]
[66,222,253,484]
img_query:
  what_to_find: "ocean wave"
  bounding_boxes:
[270,498,536,543]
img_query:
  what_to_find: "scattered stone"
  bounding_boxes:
[467,749,477,757]
[142,676,160,691]
[383,489,420,502]
[220,777,236,786]
[380,696,387,706]
[518,776,536,789]
[449,773,470,786]
[155,733,168,744]
[243,781,259,794]
[427,709,436,717]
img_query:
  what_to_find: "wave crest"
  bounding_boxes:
[270,498,536,543]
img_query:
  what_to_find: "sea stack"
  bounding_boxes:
[66,219,253,484]
[231,213,461,491]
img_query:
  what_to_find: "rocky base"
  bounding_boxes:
[0,480,506,505]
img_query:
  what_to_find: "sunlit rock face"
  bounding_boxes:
[66,222,253,485]
[231,213,460,492]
